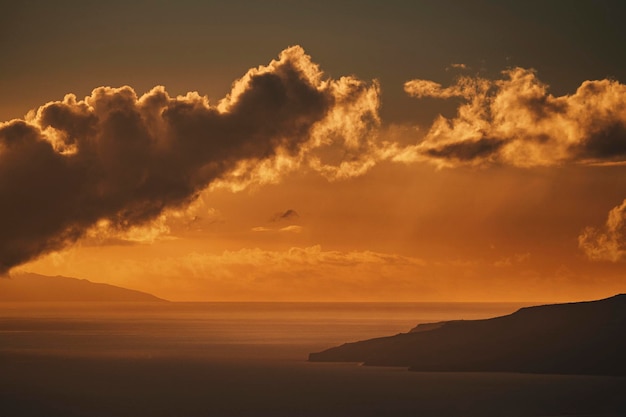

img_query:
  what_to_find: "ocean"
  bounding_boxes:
[1,302,624,416]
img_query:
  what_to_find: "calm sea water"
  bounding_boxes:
[1,302,624,417]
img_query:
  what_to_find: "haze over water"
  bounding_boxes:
[2,302,625,416]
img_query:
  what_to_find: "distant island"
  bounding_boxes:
[310,294,626,376]
[0,273,166,302]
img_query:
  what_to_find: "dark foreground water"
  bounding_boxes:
[1,302,624,417]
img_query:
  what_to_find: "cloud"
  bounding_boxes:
[83,216,174,246]
[579,199,626,262]
[403,79,463,99]
[399,68,626,167]
[251,224,303,233]
[493,252,531,268]
[0,46,380,274]
[271,208,299,222]
[404,69,626,264]
[52,245,427,301]
[279,225,303,233]
[24,244,591,301]
[207,62,383,190]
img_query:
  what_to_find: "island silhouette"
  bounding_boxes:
[0,273,165,302]
[309,294,626,376]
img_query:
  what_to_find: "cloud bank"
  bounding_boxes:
[20,245,427,301]
[6,49,626,273]
[0,46,380,274]
[400,68,626,167]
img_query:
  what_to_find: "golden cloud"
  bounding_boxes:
[579,199,626,262]
[400,68,626,167]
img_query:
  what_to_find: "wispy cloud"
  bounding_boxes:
[26,245,427,301]
[447,63,468,70]
[251,225,303,233]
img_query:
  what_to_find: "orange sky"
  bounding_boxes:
[3,1,626,301]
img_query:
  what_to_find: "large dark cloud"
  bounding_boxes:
[0,46,379,274]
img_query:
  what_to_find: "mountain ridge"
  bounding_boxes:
[309,294,626,376]
[0,272,166,302]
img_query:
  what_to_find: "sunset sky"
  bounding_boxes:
[2,1,626,301]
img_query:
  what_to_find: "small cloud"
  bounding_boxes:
[279,225,303,233]
[251,225,303,233]
[579,199,626,262]
[494,253,531,267]
[447,63,469,71]
[271,209,300,222]
[403,79,459,99]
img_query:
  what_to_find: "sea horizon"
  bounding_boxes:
[2,300,625,416]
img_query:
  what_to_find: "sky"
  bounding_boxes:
[2,0,626,302]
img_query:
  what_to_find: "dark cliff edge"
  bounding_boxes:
[309,294,626,376]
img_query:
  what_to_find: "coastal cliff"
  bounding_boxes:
[309,294,626,376]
